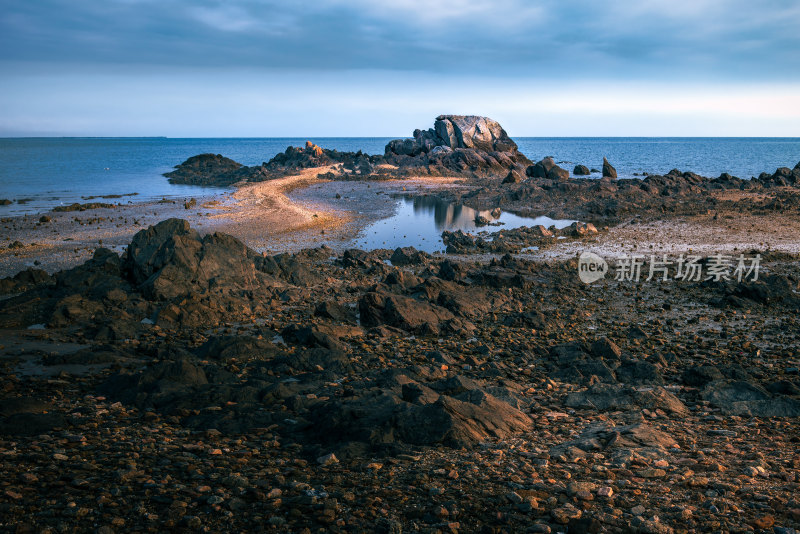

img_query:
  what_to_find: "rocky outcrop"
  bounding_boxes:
[602,157,617,179]
[386,115,517,154]
[384,115,532,178]
[755,161,800,187]
[164,154,268,186]
[525,158,568,181]
[166,145,383,186]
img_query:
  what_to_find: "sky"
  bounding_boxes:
[1,0,799,137]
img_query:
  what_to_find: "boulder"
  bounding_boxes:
[432,115,518,152]
[390,246,428,266]
[502,170,522,184]
[527,157,556,178]
[309,382,531,452]
[602,157,617,179]
[547,165,569,181]
[551,422,678,460]
[590,337,622,359]
[358,292,456,335]
[164,153,248,186]
[122,218,261,300]
[615,359,664,385]
[682,365,724,387]
[530,225,554,238]
[385,115,517,155]
[565,383,687,416]
[702,380,800,416]
[574,165,591,176]
[383,115,531,177]
[566,222,599,237]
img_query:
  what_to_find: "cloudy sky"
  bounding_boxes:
[1,0,799,136]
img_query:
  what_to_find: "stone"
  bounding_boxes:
[359,293,455,335]
[474,215,490,226]
[164,154,246,186]
[564,383,688,416]
[122,218,262,300]
[702,380,800,416]
[503,170,522,184]
[383,115,532,177]
[574,164,591,175]
[547,164,569,181]
[597,486,614,498]
[390,246,428,266]
[751,515,775,529]
[317,453,339,466]
[527,157,556,178]
[602,157,617,179]
[591,337,622,359]
[551,505,582,524]
[567,222,599,237]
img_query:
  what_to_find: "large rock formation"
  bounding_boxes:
[165,144,382,186]
[384,115,532,177]
[525,157,569,181]
[164,154,270,186]
[386,115,518,155]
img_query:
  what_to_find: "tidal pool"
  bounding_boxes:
[349,195,575,253]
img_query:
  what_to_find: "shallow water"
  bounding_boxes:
[349,196,574,253]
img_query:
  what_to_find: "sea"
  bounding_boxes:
[0,137,798,216]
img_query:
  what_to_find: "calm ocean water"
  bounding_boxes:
[0,137,798,215]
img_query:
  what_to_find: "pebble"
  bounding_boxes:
[597,486,614,498]
[316,453,339,466]
[631,505,646,516]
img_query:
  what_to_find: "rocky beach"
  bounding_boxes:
[1,116,799,533]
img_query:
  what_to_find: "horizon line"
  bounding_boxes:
[3,135,800,140]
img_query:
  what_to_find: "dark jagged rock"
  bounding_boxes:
[602,157,617,179]
[0,397,67,436]
[523,157,570,181]
[390,246,429,266]
[384,115,532,177]
[548,164,569,181]
[307,377,531,452]
[564,383,688,416]
[702,380,800,417]
[574,164,591,175]
[166,145,383,186]
[163,154,260,186]
[359,292,456,335]
[0,267,52,295]
[526,157,556,178]
[122,218,264,300]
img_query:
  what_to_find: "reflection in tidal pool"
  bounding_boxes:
[350,196,575,253]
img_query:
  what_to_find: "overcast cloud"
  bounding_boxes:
[1,0,799,136]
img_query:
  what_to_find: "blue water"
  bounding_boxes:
[0,137,798,215]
